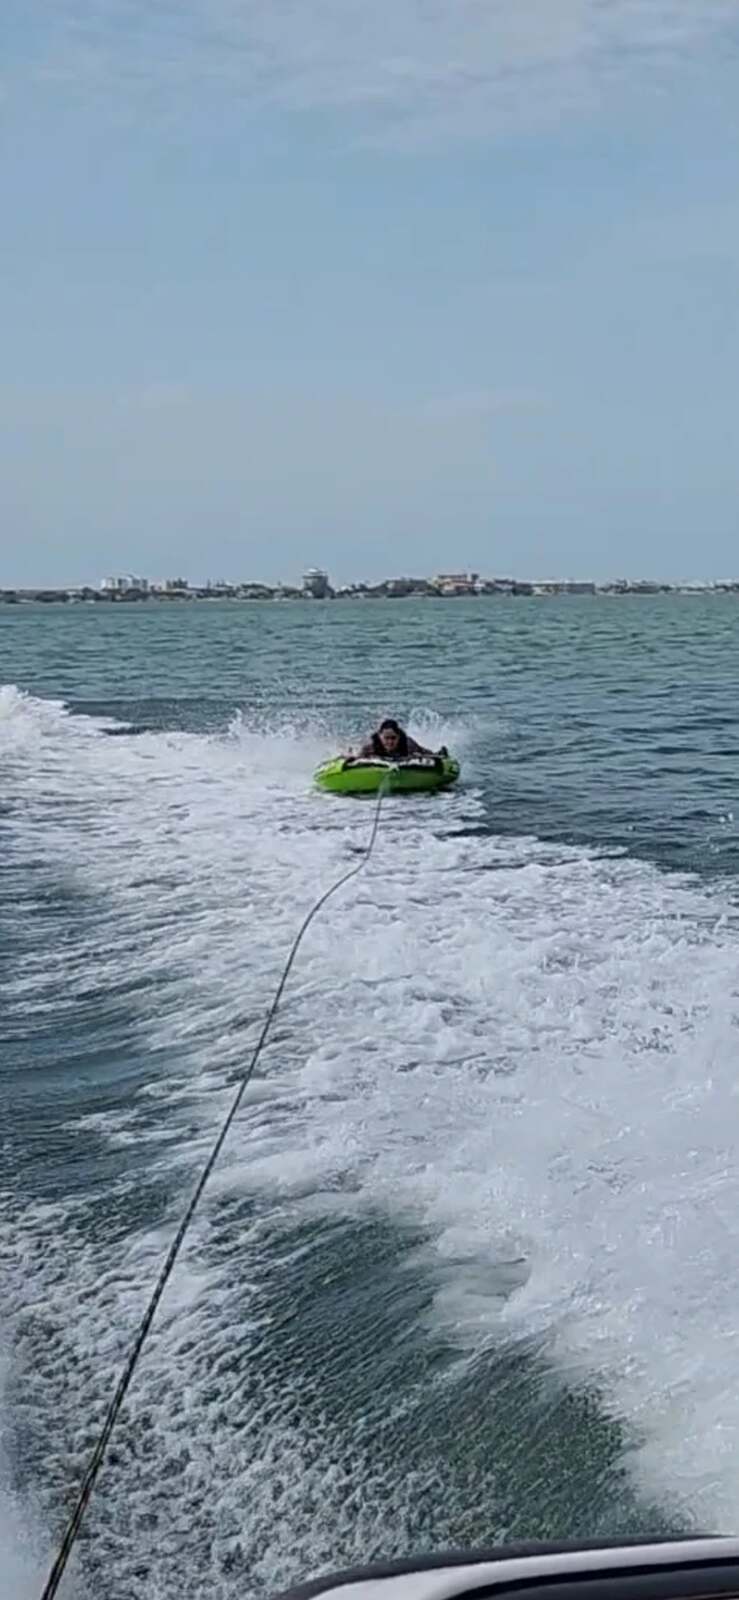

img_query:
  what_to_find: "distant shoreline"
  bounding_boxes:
[3,583,739,604]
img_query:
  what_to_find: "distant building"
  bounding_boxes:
[480,578,515,594]
[100,575,149,593]
[529,580,595,595]
[237,583,274,599]
[302,567,332,598]
[600,579,667,595]
[432,572,479,596]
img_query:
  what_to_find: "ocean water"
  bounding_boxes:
[3,596,739,1600]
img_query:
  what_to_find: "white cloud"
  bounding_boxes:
[9,0,739,143]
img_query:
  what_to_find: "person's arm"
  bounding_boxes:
[406,735,434,757]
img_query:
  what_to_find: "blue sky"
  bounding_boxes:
[2,1,739,586]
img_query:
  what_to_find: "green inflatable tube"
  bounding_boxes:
[314,754,461,796]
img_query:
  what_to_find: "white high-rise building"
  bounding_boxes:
[302,568,331,598]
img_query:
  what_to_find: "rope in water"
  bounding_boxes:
[39,778,390,1600]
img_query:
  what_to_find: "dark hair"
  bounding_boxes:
[373,718,408,758]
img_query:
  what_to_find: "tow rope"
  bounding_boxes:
[40,778,390,1600]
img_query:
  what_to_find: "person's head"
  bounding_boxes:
[377,718,404,754]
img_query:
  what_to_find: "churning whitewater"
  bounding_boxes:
[3,596,739,1599]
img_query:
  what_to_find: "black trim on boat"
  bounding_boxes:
[272,1537,737,1600]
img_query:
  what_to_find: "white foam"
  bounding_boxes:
[4,685,739,1593]
[0,1481,39,1599]
[0,1354,60,1600]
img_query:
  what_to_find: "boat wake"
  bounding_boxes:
[3,686,739,1596]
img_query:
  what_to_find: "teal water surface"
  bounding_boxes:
[3,597,739,1600]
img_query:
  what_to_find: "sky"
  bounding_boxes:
[2,1,739,587]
